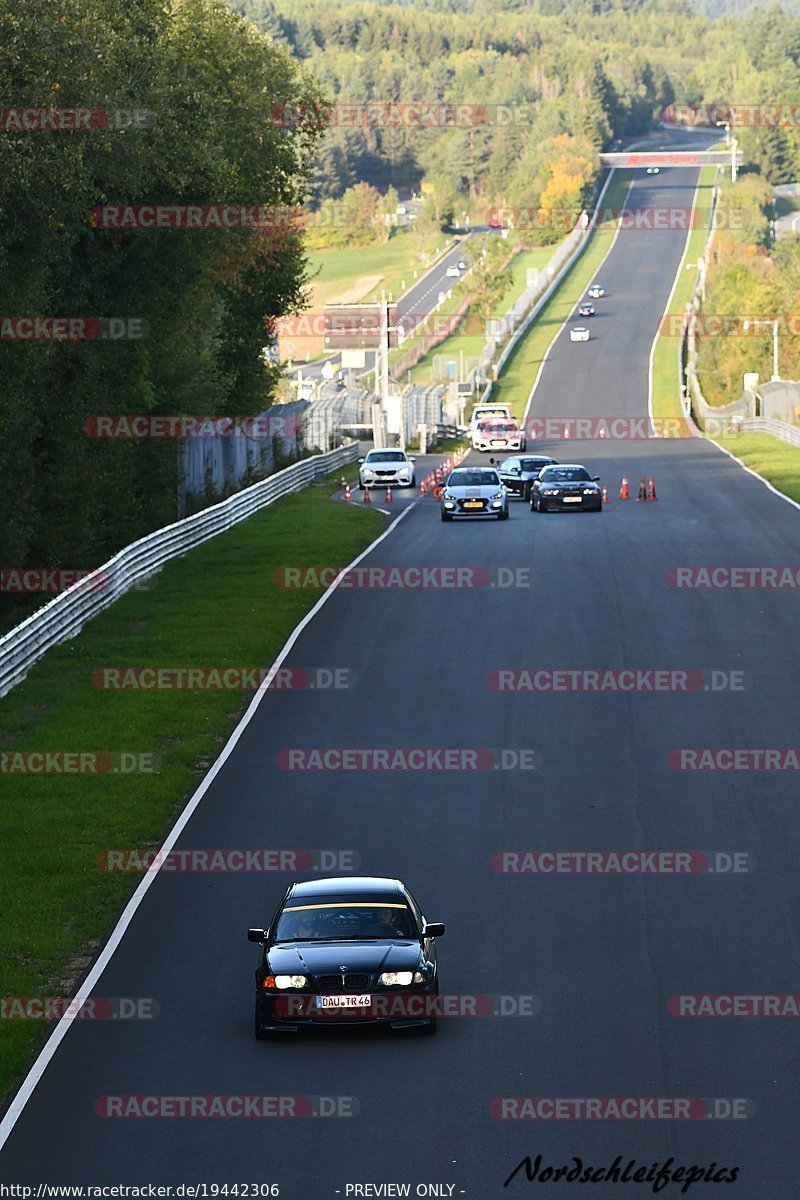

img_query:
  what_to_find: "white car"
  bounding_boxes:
[570,327,590,343]
[358,449,416,489]
[471,419,525,452]
[587,284,605,299]
[646,166,660,174]
[457,259,467,270]
[445,265,461,278]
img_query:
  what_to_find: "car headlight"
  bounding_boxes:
[379,971,425,986]
[582,488,596,495]
[490,491,504,500]
[273,974,308,989]
[443,492,457,502]
[543,488,559,495]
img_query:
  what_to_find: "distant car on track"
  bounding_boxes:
[445,265,461,278]
[577,303,595,317]
[570,327,590,343]
[646,166,660,174]
[358,448,415,489]
[440,466,509,521]
[587,284,605,299]
[490,455,559,500]
[248,876,445,1038]
[530,464,603,513]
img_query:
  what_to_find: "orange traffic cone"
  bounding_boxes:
[599,428,606,439]
[385,484,393,503]
[344,482,351,502]
[647,475,657,501]
[602,485,609,504]
[362,484,371,503]
[563,425,570,439]
[619,476,629,500]
[636,477,647,502]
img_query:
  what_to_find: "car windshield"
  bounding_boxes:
[540,467,592,482]
[520,459,553,472]
[274,901,416,942]
[448,470,500,487]
[366,452,405,463]
[479,422,516,432]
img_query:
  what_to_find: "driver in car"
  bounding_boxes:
[367,907,407,937]
[288,912,317,939]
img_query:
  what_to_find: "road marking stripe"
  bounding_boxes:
[0,502,416,1150]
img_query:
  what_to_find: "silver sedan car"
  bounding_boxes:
[440,466,509,521]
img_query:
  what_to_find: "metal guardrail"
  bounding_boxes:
[739,416,800,448]
[0,444,359,699]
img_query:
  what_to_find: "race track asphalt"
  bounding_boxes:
[2,162,799,1197]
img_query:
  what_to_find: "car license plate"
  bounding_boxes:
[564,496,582,503]
[314,994,371,1009]
[464,500,483,509]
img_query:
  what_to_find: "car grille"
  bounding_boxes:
[315,973,371,992]
[374,470,397,477]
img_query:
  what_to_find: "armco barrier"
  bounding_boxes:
[739,416,800,448]
[0,443,359,699]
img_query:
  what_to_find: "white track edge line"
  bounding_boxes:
[0,501,415,1149]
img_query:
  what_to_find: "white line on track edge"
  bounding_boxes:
[0,501,416,1151]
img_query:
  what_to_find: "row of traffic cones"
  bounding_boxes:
[341,477,395,504]
[605,475,657,503]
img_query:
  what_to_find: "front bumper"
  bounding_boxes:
[256,988,438,1031]
[442,497,506,516]
[537,492,601,511]
[360,474,413,488]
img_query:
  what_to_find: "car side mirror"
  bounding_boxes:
[409,456,416,461]
[357,458,365,464]
[423,922,445,938]
[592,476,600,482]
[247,928,266,943]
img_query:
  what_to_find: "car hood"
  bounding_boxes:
[445,483,502,498]
[267,940,422,973]
[539,479,597,490]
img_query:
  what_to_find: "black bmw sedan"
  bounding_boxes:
[530,464,603,512]
[489,455,559,500]
[248,876,445,1037]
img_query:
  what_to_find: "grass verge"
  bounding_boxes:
[484,171,634,421]
[307,227,447,308]
[650,165,718,424]
[710,432,800,504]
[0,468,383,1100]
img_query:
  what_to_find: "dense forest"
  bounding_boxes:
[0,0,322,598]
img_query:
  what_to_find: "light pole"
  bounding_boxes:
[743,318,780,381]
[715,119,737,183]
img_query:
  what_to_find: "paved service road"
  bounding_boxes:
[2,160,799,1197]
